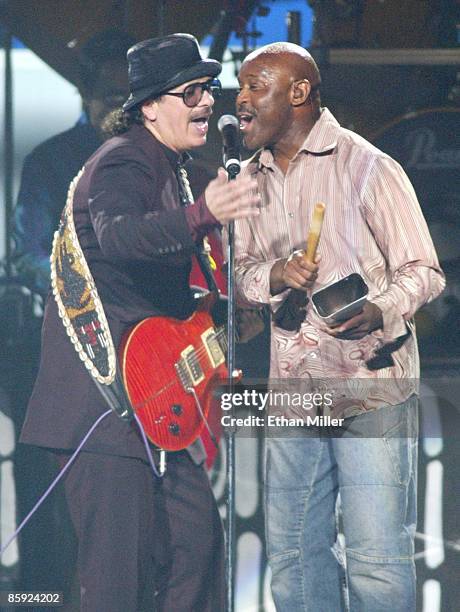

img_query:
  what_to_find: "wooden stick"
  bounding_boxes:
[304,202,325,263]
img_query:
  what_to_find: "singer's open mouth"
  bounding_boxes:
[190,109,212,125]
[238,113,253,131]
[190,112,211,136]
[190,116,209,126]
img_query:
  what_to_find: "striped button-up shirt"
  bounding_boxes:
[232,108,445,416]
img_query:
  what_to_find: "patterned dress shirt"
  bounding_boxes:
[232,108,445,416]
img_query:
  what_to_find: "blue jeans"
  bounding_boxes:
[264,398,418,612]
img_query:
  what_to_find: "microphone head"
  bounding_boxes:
[217,114,239,133]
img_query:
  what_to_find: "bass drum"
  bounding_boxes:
[373,108,460,358]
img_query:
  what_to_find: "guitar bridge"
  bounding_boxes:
[201,327,225,368]
[175,345,204,390]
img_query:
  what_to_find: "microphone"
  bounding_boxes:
[217,114,241,177]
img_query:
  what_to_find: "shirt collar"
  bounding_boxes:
[253,107,340,171]
[157,138,192,170]
[132,124,192,169]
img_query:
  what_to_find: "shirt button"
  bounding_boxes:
[288,212,294,218]
[309,352,317,358]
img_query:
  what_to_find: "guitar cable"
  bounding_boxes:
[0,409,164,558]
[188,386,219,450]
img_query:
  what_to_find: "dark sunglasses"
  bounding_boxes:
[163,79,222,107]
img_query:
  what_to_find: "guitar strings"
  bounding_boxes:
[185,326,228,363]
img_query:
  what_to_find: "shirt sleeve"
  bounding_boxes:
[226,216,287,312]
[87,147,219,262]
[184,192,220,243]
[362,155,445,342]
[12,154,55,294]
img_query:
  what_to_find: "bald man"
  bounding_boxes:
[231,43,444,611]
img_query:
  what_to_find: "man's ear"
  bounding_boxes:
[291,79,310,107]
[141,100,158,122]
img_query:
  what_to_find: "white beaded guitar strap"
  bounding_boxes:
[50,169,131,420]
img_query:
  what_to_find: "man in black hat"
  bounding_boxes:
[20,33,260,611]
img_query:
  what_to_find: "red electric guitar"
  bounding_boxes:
[119,294,228,451]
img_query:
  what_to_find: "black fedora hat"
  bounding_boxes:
[123,33,221,111]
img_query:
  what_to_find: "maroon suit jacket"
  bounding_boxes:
[21,124,218,459]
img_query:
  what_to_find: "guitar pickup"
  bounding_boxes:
[201,327,225,368]
[176,345,204,390]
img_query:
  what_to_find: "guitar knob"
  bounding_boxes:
[171,404,183,416]
[169,422,180,435]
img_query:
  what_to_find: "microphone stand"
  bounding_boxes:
[217,113,241,611]
[225,168,239,612]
